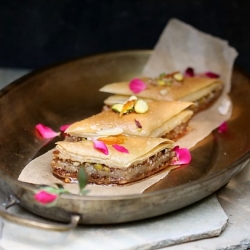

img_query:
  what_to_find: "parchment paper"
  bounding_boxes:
[143,18,238,149]
[18,18,238,196]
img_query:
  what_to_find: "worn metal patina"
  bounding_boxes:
[0,51,249,228]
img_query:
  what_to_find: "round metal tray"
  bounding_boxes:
[0,51,249,228]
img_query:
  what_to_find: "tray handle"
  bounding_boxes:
[0,195,80,231]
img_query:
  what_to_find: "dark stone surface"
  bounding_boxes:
[0,0,249,72]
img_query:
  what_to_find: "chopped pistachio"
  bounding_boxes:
[120,99,136,116]
[157,79,166,86]
[164,79,173,86]
[134,99,149,114]
[128,95,138,101]
[173,72,184,81]
[112,103,124,113]
[94,164,103,171]
[103,166,110,172]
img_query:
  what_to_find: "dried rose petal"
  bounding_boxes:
[129,78,147,94]
[134,119,142,129]
[112,144,129,154]
[184,67,195,77]
[34,190,58,205]
[204,72,220,78]
[172,146,191,165]
[60,124,71,132]
[35,124,60,138]
[184,68,220,79]
[93,140,109,155]
[217,121,228,133]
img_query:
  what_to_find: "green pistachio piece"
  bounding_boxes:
[134,99,149,114]
[112,103,124,113]
[173,72,184,81]
[94,164,103,171]
[103,166,110,172]
[128,95,138,101]
[157,79,166,86]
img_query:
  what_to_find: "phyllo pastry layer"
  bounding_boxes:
[51,136,175,185]
[100,76,223,113]
[65,100,193,141]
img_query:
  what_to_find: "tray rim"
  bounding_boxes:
[0,50,248,200]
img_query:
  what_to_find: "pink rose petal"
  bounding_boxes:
[134,119,142,129]
[129,78,147,94]
[172,146,191,165]
[204,71,220,78]
[93,140,109,155]
[217,121,228,133]
[184,67,195,77]
[34,190,58,205]
[60,124,71,132]
[112,144,129,154]
[184,68,220,79]
[35,124,60,138]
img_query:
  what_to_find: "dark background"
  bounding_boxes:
[0,0,249,72]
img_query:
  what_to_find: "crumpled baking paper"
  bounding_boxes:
[143,18,238,149]
[18,18,238,196]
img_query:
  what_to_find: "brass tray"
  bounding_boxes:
[0,51,249,228]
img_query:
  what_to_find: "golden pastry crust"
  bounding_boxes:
[65,101,194,140]
[51,136,175,185]
[99,77,223,101]
[100,76,223,113]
